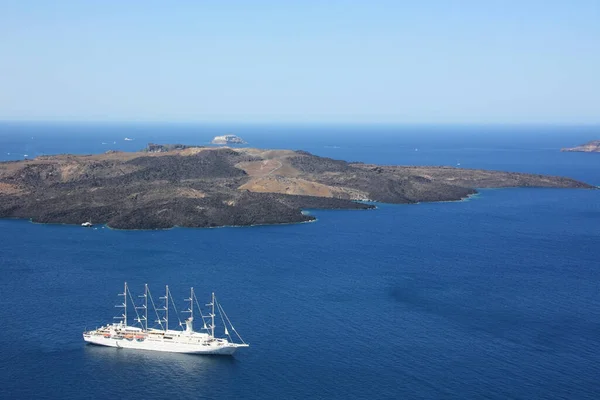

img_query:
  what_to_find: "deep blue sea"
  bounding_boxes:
[0,123,599,399]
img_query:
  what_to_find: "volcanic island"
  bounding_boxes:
[561,140,600,153]
[0,144,594,229]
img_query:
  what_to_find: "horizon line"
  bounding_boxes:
[0,119,599,127]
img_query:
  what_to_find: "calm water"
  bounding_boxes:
[0,123,599,399]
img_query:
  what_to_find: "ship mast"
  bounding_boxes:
[211,292,215,338]
[183,287,194,320]
[158,285,169,331]
[145,284,148,330]
[115,282,128,326]
[182,287,194,332]
[190,287,194,321]
[205,292,215,337]
[124,282,128,326]
[136,284,149,331]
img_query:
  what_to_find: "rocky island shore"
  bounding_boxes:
[0,145,594,229]
[561,140,600,153]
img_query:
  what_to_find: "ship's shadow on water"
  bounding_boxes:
[82,345,240,386]
[83,344,238,367]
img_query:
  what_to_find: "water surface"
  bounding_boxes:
[0,123,598,399]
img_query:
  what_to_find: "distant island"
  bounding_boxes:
[211,135,246,145]
[0,145,594,229]
[561,140,600,153]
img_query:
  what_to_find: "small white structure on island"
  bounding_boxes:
[211,135,246,145]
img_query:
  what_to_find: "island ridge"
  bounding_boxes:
[0,145,594,229]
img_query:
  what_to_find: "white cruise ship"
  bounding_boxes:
[83,283,249,355]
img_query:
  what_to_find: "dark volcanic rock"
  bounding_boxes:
[289,155,352,174]
[143,143,193,153]
[0,145,594,229]
[126,152,247,182]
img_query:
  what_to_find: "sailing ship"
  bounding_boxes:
[83,283,249,355]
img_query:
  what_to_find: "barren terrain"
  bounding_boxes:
[0,145,593,229]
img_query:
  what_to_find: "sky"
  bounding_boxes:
[0,0,599,124]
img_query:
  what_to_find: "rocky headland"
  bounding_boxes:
[561,140,600,153]
[0,145,594,229]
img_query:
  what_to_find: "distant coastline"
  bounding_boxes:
[561,140,600,153]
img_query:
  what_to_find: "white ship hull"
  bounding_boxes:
[83,333,247,355]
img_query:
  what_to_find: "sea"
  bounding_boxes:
[0,122,599,399]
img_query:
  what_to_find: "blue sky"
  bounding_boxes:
[0,1,598,123]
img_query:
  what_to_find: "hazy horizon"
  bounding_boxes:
[1,119,599,129]
[1,1,599,124]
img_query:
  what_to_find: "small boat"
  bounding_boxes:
[83,283,249,355]
[81,221,93,227]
